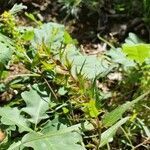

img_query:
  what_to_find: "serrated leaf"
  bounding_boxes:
[100,117,129,147]
[22,131,84,150]
[122,44,150,64]
[0,107,32,133]
[21,84,50,127]
[102,91,150,127]
[59,44,113,79]
[8,122,85,150]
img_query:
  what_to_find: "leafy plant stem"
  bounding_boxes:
[96,117,101,150]
[120,126,134,149]
[97,34,115,49]
[107,143,111,150]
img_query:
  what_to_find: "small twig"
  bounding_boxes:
[8,73,40,78]
[43,77,58,101]
[134,138,150,149]
[47,103,68,114]
[35,67,58,101]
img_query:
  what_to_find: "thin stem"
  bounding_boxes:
[134,138,150,149]
[97,34,115,49]
[43,77,58,101]
[120,127,134,149]
[96,118,101,150]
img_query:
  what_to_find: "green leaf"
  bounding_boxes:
[100,117,129,147]
[22,30,34,41]
[22,131,84,150]
[8,121,85,150]
[59,44,114,79]
[7,141,22,150]
[9,3,27,15]
[58,87,68,95]
[0,107,32,133]
[107,48,135,68]
[64,31,77,44]
[21,84,50,127]
[122,44,150,64]
[102,91,150,127]
[32,23,65,51]
[84,99,100,118]
[0,33,15,66]
[125,33,143,44]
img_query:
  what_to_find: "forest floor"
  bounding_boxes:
[17,0,150,53]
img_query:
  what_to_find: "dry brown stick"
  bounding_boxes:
[43,77,58,101]
[134,138,150,149]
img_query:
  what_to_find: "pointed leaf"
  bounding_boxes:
[125,33,143,44]
[22,131,84,150]
[8,122,85,150]
[102,91,150,127]
[100,117,129,147]
[0,107,32,132]
[21,84,50,126]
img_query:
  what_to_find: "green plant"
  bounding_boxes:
[0,4,150,150]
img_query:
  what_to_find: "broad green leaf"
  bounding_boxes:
[32,23,65,51]
[0,33,15,66]
[100,117,129,147]
[122,44,150,64]
[0,107,32,133]
[102,91,150,127]
[107,48,135,68]
[8,122,85,150]
[58,44,114,79]
[71,55,111,79]
[22,121,85,150]
[31,23,113,79]
[22,131,84,150]
[21,84,50,127]
[125,33,143,44]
